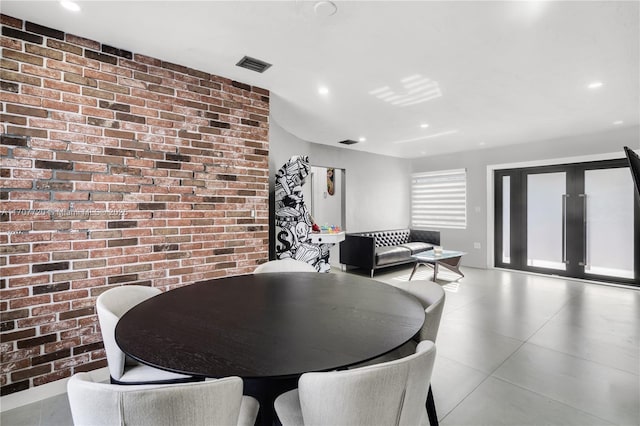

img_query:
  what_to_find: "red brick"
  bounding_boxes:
[43,79,81,94]
[25,44,63,60]
[65,34,100,50]
[81,87,114,100]
[0,17,271,397]
[11,364,51,381]
[1,70,41,86]
[46,59,82,74]
[84,69,117,83]
[64,73,97,88]
[66,53,100,70]
[0,265,29,276]
[28,118,67,130]
[33,369,71,386]
[1,58,19,71]
[0,113,25,125]
[9,295,51,309]
[21,85,61,100]
[42,99,79,113]
[0,15,23,28]
[2,49,44,66]
[21,63,61,80]
[46,39,83,56]
[98,81,129,95]
[0,92,41,107]
[0,36,22,50]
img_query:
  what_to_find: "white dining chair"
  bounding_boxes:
[96,285,195,384]
[395,280,445,426]
[353,280,445,425]
[67,372,259,426]
[254,258,317,273]
[275,340,436,426]
[396,280,446,344]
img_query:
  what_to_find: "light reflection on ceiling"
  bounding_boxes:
[392,129,460,145]
[369,74,442,107]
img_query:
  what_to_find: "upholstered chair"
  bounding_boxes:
[67,373,259,426]
[254,258,316,273]
[96,285,195,384]
[397,280,446,345]
[275,340,436,426]
[353,280,445,425]
[394,280,446,426]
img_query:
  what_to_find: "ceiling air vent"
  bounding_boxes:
[339,139,359,145]
[236,56,272,73]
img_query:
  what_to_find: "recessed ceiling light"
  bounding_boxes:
[420,151,427,155]
[359,137,366,142]
[587,81,603,89]
[420,124,429,129]
[613,120,624,125]
[314,1,338,17]
[479,142,486,146]
[60,0,80,12]
[318,86,329,95]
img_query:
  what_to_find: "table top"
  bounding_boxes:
[414,250,467,261]
[115,272,425,380]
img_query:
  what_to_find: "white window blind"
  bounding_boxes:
[411,169,467,229]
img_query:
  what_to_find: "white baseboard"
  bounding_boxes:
[0,367,110,412]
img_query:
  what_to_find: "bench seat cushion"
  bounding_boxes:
[375,246,412,266]
[398,242,435,255]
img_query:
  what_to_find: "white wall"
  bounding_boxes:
[410,125,640,268]
[269,119,411,257]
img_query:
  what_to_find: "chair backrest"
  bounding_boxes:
[298,340,436,426]
[96,285,161,380]
[254,258,317,273]
[67,373,244,426]
[396,280,445,343]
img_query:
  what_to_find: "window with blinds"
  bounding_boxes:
[411,169,467,229]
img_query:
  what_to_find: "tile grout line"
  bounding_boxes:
[521,291,640,377]
[489,376,618,426]
[439,275,582,423]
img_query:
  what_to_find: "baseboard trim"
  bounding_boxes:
[0,367,110,412]
[493,267,640,291]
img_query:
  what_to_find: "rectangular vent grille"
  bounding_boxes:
[236,56,272,73]
[339,139,359,145]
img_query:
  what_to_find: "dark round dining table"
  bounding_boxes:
[115,272,425,425]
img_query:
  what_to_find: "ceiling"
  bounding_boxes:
[3,1,639,158]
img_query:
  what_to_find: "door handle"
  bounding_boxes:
[579,194,586,267]
[562,194,568,265]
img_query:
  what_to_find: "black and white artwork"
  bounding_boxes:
[275,155,329,272]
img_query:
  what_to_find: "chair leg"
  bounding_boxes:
[426,385,438,426]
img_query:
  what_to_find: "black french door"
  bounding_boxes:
[495,159,639,286]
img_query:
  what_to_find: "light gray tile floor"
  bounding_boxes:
[376,265,640,426]
[2,266,639,426]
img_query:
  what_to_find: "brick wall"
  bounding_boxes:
[0,15,269,396]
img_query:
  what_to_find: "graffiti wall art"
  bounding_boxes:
[274,155,330,272]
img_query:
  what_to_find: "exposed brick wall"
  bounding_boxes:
[0,15,269,396]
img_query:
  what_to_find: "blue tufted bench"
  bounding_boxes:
[339,229,440,277]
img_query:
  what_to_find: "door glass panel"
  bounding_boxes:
[584,168,635,279]
[502,176,511,263]
[527,172,567,270]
